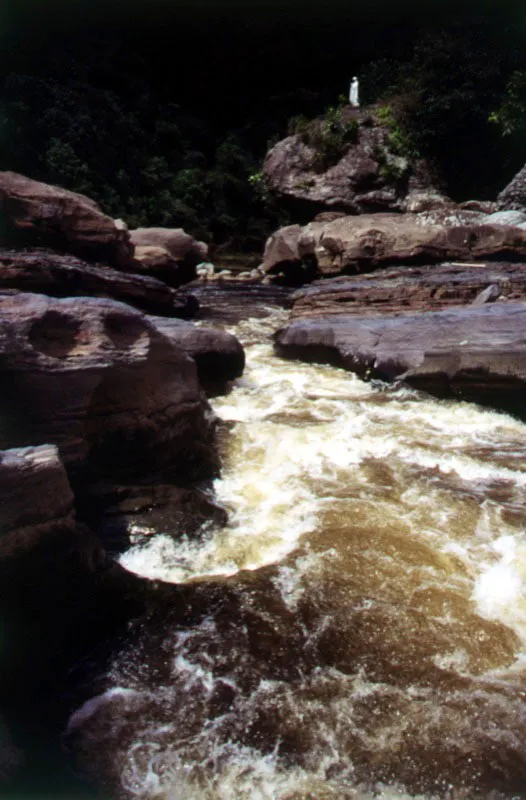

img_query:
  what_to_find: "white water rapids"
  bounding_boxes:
[69,310,526,799]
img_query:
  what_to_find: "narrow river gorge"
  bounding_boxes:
[68,309,526,800]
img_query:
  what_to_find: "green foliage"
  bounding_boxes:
[376,104,420,160]
[489,70,526,136]
[287,103,359,172]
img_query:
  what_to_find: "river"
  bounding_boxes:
[67,308,526,799]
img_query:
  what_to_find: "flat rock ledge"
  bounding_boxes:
[275,303,526,416]
[289,262,526,319]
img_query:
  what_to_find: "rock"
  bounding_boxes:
[0,440,146,708]
[487,210,526,229]
[0,444,76,559]
[274,303,526,416]
[497,164,526,211]
[471,284,500,306]
[0,171,133,266]
[0,248,198,318]
[130,228,208,285]
[146,316,245,395]
[189,282,292,324]
[263,106,446,216]
[0,293,217,482]
[289,262,526,319]
[460,200,498,214]
[263,212,526,282]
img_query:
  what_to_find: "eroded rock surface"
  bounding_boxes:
[275,303,526,415]
[0,171,133,266]
[264,211,526,282]
[0,293,218,481]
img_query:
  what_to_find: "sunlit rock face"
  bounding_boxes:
[130,227,208,286]
[0,171,133,266]
[263,210,526,282]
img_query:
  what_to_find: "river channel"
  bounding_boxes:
[68,308,526,799]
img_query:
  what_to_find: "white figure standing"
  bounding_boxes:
[349,76,359,107]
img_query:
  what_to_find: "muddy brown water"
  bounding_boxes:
[67,310,526,799]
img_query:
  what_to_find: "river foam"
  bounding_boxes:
[72,310,526,799]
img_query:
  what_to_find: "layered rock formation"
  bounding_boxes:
[0,248,197,317]
[0,171,133,266]
[288,262,526,319]
[275,303,526,415]
[263,210,526,282]
[263,106,446,216]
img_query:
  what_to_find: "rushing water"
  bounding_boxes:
[68,310,526,799]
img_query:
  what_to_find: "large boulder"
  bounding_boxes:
[147,316,245,395]
[275,303,526,416]
[0,248,197,318]
[289,262,526,319]
[0,293,217,482]
[263,106,446,216]
[497,164,526,212]
[263,210,526,282]
[130,228,208,286]
[0,172,133,266]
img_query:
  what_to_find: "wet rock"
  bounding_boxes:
[130,227,208,286]
[263,212,526,282]
[288,262,526,319]
[263,106,445,215]
[0,171,133,266]
[0,248,197,317]
[147,315,245,395]
[0,293,217,482]
[275,303,526,415]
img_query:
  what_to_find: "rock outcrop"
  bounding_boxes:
[0,248,197,318]
[130,227,208,286]
[263,210,526,282]
[288,262,526,319]
[275,303,526,415]
[0,293,218,482]
[0,172,133,266]
[263,106,446,216]
[0,444,77,559]
[147,316,245,395]
[497,164,526,212]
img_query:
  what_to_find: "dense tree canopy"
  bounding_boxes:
[2,5,526,252]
